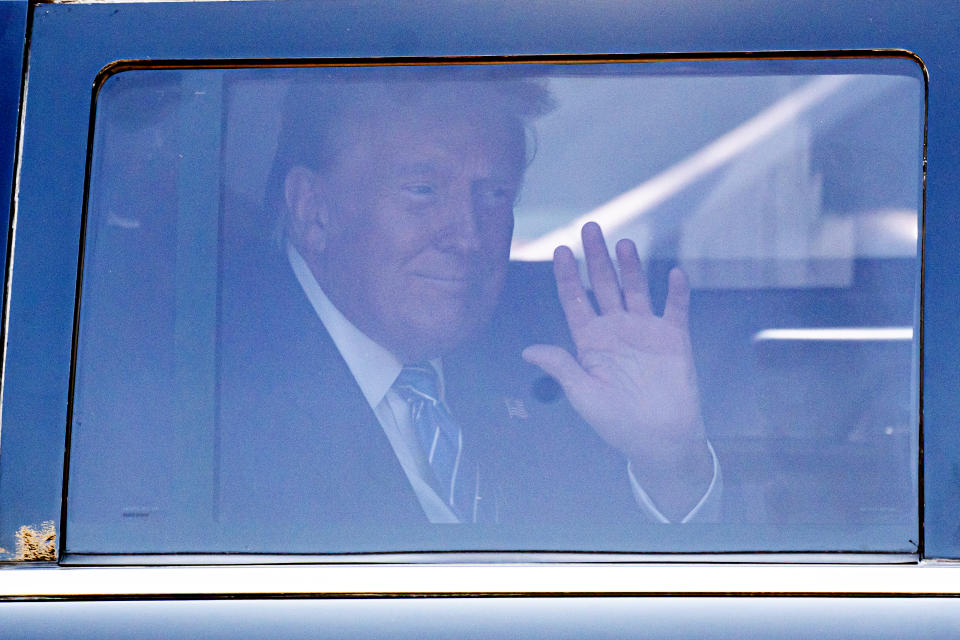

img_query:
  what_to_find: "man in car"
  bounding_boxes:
[217,71,718,542]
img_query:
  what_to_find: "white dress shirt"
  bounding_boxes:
[288,244,720,523]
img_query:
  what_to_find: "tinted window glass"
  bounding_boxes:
[67,59,923,554]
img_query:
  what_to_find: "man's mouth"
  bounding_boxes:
[413,272,473,291]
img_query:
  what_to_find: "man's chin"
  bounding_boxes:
[394,308,487,362]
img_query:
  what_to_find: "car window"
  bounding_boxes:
[65,57,923,555]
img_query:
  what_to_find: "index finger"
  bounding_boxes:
[553,244,596,339]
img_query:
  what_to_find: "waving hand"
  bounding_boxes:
[522,222,713,518]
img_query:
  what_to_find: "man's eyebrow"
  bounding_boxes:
[397,162,442,177]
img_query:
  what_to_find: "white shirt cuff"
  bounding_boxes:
[627,440,721,523]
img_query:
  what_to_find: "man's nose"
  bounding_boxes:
[437,187,482,253]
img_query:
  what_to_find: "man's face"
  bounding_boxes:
[293,99,524,362]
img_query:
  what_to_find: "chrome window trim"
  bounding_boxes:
[55,552,920,566]
[3,562,960,599]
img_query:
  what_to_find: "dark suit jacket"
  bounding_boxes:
[216,248,645,552]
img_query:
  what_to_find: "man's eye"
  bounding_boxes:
[403,184,435,196]
[477,186,515,203]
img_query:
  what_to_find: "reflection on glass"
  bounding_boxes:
[67,59,923,554]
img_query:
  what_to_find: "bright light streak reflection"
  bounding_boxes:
[511,76,852,261]
[753,327,914,342]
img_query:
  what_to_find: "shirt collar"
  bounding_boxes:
[287,243,402,408]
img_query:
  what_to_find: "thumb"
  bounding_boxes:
[522,344,590,393]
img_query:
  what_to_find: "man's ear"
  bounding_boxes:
[284,165,328,255]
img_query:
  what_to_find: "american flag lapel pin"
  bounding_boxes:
[504,397,529,420]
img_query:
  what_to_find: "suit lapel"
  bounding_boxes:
[218,248,425,535]
[279,262,427,525]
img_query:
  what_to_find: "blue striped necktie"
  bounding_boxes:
[393,363,479,522]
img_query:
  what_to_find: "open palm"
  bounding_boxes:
[522,222,712,516]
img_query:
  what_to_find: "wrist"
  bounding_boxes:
[627,433,714,521]
[623,415,708,472]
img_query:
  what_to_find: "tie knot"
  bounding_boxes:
[394,363,441,405]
